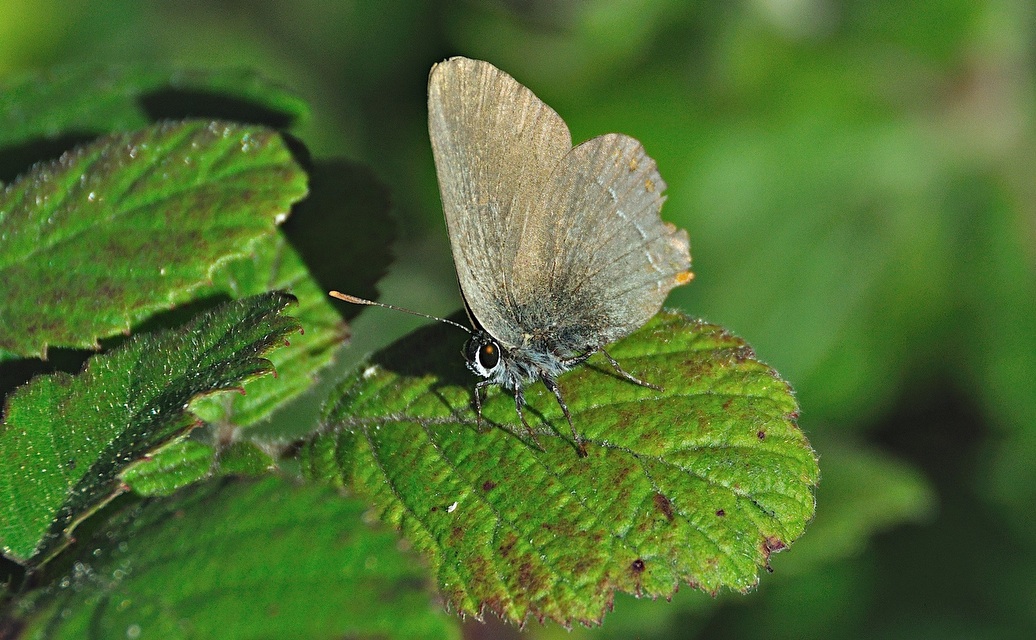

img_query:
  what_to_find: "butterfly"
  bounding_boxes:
[333,57,691,454]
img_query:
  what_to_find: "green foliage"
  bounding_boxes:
[8,1,1024,635]
[189,231,348,428]
[14,477,457,640]
[0,120,307,358]
[0,292,300,564]
[119,438,276,497]
[0,65,307,151]
[303,311,817,626]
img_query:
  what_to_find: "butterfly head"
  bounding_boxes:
[464,330,507,383]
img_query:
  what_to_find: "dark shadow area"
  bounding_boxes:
[106,294,234,345]
[0,294,232,404]
[0,132,99,183]
[367,310,471,389]
[0,348,98,404]
[283,159,395,322]
[864,377,1018,636]
[139,88,296,129]
[0,554,26,604]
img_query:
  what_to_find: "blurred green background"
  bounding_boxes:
[4,0,1033,637]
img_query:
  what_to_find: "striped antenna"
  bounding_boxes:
[329,291,471,333]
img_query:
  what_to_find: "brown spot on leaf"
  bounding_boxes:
[654,492,674,521]
[630,558,645,573]
[482,480,497,492]
[757,430,766,440]
[715,509,726,517]
[516,560,541,591]
[762,536,786,571]
[499,536,517,558]
[734,345,756,361]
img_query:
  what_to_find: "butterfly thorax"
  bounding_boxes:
[463,329,580,391]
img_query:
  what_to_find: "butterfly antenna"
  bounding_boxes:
[329,291,471,333]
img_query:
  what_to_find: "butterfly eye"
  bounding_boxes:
[478,342,500,370]
[463,334,502,378]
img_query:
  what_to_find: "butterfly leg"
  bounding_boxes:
[511,386,545,451]
[601,349,663,391]
[472,380,491,432]
[542,378,588,457]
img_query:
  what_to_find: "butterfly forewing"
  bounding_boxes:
[428,57,572,346]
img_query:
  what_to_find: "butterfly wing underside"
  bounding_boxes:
[429,57,690,354]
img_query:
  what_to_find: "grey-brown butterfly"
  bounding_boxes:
[333,57,691,454]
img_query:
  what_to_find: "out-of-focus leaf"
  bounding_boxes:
[14,477,459,640]
[768,436,936,573]
[0,292,299,565]
[961,175,1036,535]
[0,120,308,358]
[0,65,307,151]
[120,438,277,498]
[303,310,818,627]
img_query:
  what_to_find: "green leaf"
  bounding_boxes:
[189,231,348,428]
[190,160,393,430]
[0,120,308,358]
[14,477,458,640]
[118,438,217,497]
[0,65,307,151]
[302,310,818,627]
[120,438,277,497]
[0,292,300,565]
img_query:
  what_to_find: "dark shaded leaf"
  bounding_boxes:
[0,292,299,565]
[14,477,458,640]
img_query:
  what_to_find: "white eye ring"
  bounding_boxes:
[465,334,502,378]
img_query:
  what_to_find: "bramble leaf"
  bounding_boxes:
[189,231,348,428]
[0,120,307,358]
[0,65,306,154]
[0,292,299,565]
[303,310,818,626]
[14,477,458,640]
